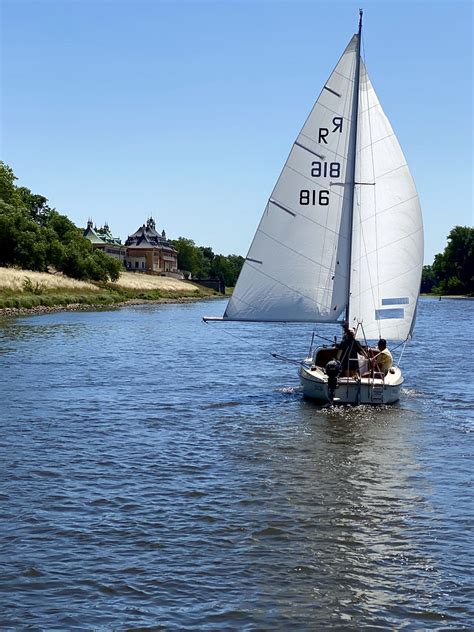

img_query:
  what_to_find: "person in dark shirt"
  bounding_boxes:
[337,327,365,377]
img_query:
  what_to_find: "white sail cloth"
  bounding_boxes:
[348,61,423,340]
[222,35,423,339]
[224,36,359,322]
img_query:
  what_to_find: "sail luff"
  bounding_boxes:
[345,10,363,324]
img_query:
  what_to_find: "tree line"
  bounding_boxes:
[0,162,244,286]
[170,238,244,287]
[421,226,473,295]
[2,161,471,293]
[0,162,122,282]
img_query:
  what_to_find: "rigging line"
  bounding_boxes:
[203,318,298,360]
[396,338,409,368]
[359,322,371,364]
[375,260,423,286]
[271,353,306,366]
[258,228,348,278]
[358,132,396,152]
[390,337,409,354]
[314,331,338,344]
[352,226,424,260]
[375,163,409,180]
[359,102,381,115]
[355,195,419,223]
[355,257,421,286]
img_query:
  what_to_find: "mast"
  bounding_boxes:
[344,9,363,324]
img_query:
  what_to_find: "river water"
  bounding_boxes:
[0,297,472,630]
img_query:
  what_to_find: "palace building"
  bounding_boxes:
[125,218,178,274]
[83,220,126,261]
[84,217,179,275]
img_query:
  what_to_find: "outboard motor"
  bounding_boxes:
[325,359,342,404]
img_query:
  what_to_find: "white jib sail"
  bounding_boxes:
[224,36,359,322]
[349,61,423,340]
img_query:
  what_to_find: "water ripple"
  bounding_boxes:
[0,299,473,629]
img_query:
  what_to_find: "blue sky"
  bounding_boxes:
[1,0,472,264]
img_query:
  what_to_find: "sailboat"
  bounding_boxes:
[204,12,423,405]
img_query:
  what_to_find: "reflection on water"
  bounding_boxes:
[0,298,473,629]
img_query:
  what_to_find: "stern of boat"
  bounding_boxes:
[299,362,403,405]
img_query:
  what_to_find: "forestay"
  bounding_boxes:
[348,61,423,340]
[223,36,359,322]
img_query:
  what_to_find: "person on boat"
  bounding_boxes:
[336,327,365,377]
[370,339,393,375]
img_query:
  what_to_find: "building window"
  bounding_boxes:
[135,261,139,269]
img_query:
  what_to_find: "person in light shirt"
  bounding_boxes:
[371,338,393,375]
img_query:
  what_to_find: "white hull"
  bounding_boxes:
[299,364,403,405]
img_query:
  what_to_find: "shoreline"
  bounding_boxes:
[420,294,473,300]
[1,293,471,320]
[0,295,222,319]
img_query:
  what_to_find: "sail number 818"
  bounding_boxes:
[311,161,340,178]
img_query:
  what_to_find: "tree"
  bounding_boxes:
[17,186,52,225]
[171,237,200,274]
[0,162,21,206]
[0,162,121,282]
[432,226,474,295]
[420,265,436,293]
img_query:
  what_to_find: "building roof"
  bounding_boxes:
[83,220,123,246]
[125,218,177,253]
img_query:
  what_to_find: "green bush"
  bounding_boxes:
[22,276,46,295]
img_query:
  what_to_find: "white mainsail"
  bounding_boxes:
[219,25,423,339]
[224,36,359,322]
[348,61,423,340]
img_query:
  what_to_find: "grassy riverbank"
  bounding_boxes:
[0,267,216,314]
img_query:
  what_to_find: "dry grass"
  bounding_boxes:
[0,267,200,295]
[111,271,199,292]
[0,267,100,292]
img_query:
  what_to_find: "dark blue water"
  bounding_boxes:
[0,297,473,630]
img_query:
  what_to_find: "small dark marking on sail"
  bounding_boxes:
[324,85,342,98]
[246,257,263,265]
[294,141,325,160]
[330,181,376,186]
[269,199,296,217]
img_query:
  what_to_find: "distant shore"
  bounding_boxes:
[0,295,222,319]
[420,294,473,300]
[0,267,221,318]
